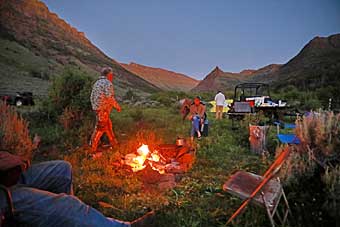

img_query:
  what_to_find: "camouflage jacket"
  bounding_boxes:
[90,76,119,111]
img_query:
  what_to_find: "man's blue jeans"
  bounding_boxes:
[191,115,201,137]
[0,160,130,227]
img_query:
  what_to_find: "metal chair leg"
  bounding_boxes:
[281,187,291,225]
[261,191,276,227]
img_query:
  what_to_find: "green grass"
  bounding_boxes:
[34,105,275,227]
[21,96,340,227]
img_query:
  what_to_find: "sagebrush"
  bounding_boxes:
[0,100,34,159]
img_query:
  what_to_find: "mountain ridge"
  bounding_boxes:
[121,62,199,92]
[192,34,340,93]
[192,63,282,92]
[249,34,340,88]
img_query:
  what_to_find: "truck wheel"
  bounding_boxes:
[16,99,23,106]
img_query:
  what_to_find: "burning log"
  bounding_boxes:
[122,143,196,190]
[123,143,195,175]
[123,144,166,174]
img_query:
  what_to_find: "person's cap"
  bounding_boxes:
[101,67,113,76]
[195,96,201,100]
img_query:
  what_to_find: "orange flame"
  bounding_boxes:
[137,144,150,156]
[125,144,165,174]
[150,152,160,162]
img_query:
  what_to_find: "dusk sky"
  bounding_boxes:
[41,0,340,79]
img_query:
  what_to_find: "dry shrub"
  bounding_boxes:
[59,106,83,130]
[322,166,340,218]
[277,112,340,223]
[58,106,95,148]
[278,146,317,182]
[0,101,34,159]
[295,111,340,168]
[279,111,340,181]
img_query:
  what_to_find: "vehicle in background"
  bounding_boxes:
[227,83,290,127]
[228,83,287,114]
[0,92,35,106]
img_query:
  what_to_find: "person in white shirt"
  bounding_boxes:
[214,91,226,120]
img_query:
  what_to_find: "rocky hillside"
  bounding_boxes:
[192,66,247,92]
[249,64,281,78]
[252,34,340,90]
[193,34,340,93]
[192,64,281,92]
[121,62,199,92]
[0,0,159,97]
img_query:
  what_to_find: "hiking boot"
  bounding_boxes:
[130,210,155,227]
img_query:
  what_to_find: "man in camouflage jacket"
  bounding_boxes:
[90,67,121,153]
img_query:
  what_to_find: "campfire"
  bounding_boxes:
[123,142,196,190]
[124,144,166,174]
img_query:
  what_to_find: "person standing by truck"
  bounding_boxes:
[214,91,225,120]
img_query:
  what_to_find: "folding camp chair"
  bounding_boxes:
[274,121,300,145]
[223,147,291,226]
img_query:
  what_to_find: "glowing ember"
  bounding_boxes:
[149,162,165,174]
[132,155,146,172]
[124,144,165,174]
[150,152,160,162]
[137,144,150,156]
